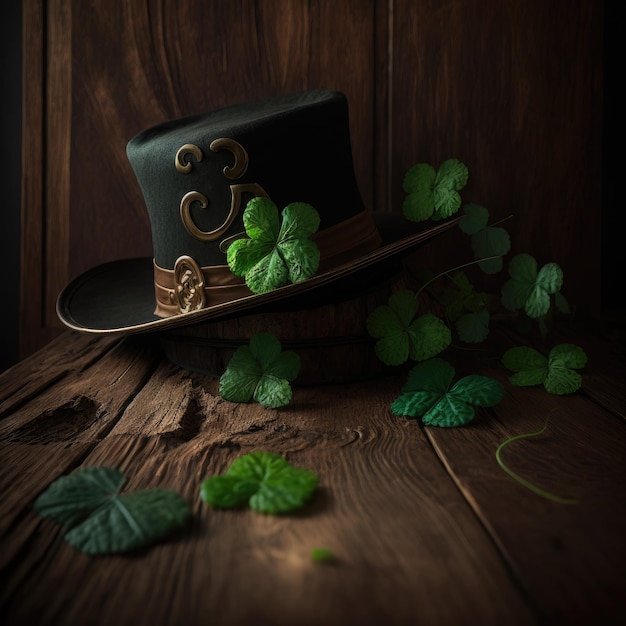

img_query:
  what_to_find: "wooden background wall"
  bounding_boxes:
[20,0,604,359]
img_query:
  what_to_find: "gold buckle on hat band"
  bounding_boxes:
[172,256,206,313]
[153,209,382,317]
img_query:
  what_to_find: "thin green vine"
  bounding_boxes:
[414,256,501,301]
[495,416,578,505]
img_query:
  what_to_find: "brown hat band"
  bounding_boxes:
[153,209,383,317]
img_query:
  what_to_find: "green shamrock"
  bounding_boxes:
[402,159,468,222]
[458,204,511,273]
[200,451,317,515]
[502,344,587,395]
[219,333,300,408]
[227,197,320,294]
[33,467,191,555]
[366,290,451,366]
[391,358,503,427]
[501,253,563,318]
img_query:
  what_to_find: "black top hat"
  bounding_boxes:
[56,90,455,334]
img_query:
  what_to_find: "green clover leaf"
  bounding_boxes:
[439,272,484,319]
[438,272,491,343]
[457,202,489,235]
[410,314,453,360]
[33,467,192,555]
[391,358,503,427]
[456,308,490,343]
[402,159,468,222]
[200,451,318,515]
[502,343,587,395]
[366,290,451,365]
[458,204,511,273]
[501,253,564,318]
[219,332,300,408]
[227,197,320,293]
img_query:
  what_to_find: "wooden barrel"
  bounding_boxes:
[157,276,407,385]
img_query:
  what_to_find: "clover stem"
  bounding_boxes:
[449,342,491,353]
[495,415,578,505]
[415,256,500,301]
[489,214,514,228]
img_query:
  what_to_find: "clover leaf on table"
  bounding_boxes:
[219,332,300,408]
[402,159,468,222]
[458,204,511,274]
[227,197,320,294]
[33,466,192,555]
[501,253,564,318]
[200,451,318,515]
[502,343,587,395]
[366,290,451,366]
[391,358,503,427]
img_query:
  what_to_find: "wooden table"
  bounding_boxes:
[1,321,625,626]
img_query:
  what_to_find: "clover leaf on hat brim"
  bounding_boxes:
[227,197,320,294]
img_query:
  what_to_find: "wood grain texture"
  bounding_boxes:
[2,325,625,625]
[424,329,626,625]
[45,0,72,328]
[0,332,119,414]
[0,332,535,626]
[19,0,54,358]
[159,278,401,384]
[391,0,603,317]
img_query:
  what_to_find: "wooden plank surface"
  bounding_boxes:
[1,327,625,625]
[425,331,626,625]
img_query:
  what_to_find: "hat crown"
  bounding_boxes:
[58,90,454,339]
[126,90,366,270]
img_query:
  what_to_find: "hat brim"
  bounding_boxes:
[56,213,459,335]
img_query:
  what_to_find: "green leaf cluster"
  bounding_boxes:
[501,254,564,318]
[391,358,503,427]
[502,344,587,395]
[402,159,468,222]
[439,271,491,343]
[458,204,511,273]
[219,333,300,408]
[200,451,318,515]
[227,197,320,294]
[366,290,451,366]
[33,467,191,555]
